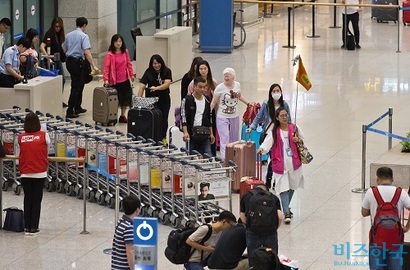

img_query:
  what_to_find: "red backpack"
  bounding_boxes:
[370,187,404,250]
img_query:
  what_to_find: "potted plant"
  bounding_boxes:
[401,132,410,153]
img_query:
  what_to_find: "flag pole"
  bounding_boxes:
[294,83,299,127]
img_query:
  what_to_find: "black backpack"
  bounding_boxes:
[251,247,281,270]
[164,224,212,264]
[246,189,278,235]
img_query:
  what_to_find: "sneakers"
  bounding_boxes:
[119,116,128,123]
[24,228,40,235]
[341,44,345,49]
[284,212,292,224]
[355,44,361,49]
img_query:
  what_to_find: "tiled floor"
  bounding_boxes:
[2,5,410,270]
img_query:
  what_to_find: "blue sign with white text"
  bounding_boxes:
[133,217,158,246]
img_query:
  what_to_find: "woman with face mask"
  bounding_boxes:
[246,83,291,189]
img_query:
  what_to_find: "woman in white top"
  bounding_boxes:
[258,107,305,225]
[211,67,250,159]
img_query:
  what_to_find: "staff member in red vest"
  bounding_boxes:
[18,112,50,235]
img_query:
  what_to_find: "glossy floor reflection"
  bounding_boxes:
[2,6,410,270]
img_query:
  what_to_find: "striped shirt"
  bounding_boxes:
[111,215,134,270]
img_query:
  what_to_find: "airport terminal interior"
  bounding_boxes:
[2,2,410,270]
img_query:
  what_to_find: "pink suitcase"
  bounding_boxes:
[239,154,264,198]
[225,141,256,192]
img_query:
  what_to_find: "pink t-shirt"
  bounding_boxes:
[114,52,127,83]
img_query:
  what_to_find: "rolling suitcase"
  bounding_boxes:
[167,126,185,150]
[374,0,399,23]
[241,124,269,163]
[127,107,163,142]
[403,0,410,25]
[92,87,118,126]
[225,141,256,192]
[239,153,264,198]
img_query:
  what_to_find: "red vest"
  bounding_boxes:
[18,131,48,174]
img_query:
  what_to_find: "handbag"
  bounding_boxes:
[132,96,159,110]
[191,126,210,141]
[294,128,313,164]
[259,122,273,145]
[3,207,24,232]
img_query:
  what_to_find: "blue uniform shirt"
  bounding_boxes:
[0,45,21,75]
[63,28,91,59]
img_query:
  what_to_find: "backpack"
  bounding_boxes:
[242,102,261,126]
[346,30,355,51]
[246,189,278,235]
[174,106,182,131]
[370,187,404,250]
[164,224,212,264]
[251,247,281,270]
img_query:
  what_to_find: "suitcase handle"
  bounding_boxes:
[257,153,262,180]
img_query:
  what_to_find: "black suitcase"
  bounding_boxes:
[374,0,399,22]
[128,108,163,142]
[92,87,118,126]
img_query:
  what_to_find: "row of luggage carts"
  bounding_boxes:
[0,108,235,228]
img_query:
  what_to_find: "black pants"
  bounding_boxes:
[0,73,17,88]
[21,177,46,230]
[157,96,171,139]
[342,12,360,45]
[66,57,85,113]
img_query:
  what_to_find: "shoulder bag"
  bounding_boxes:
[295,127,313,164]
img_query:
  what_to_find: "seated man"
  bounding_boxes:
[207,222,248,270]
[185,211,237,270]
[0,37,31,87]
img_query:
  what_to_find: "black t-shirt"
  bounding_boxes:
[42,30,65,61]
[207,224,247,269]
[240,188,281,217]
[140,67,172,100]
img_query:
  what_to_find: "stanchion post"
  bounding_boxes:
[352,125,368,193]
[329,0,341,28]
[307,0,320,38]
[282,7,296,48]
[388,107,393,150]
[397,8,401,53]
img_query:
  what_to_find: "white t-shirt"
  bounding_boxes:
[188,224,222,262]
[214,81,241,118]
[362,185,410,223]
[194,96,205,127]
[0,33,4,60]
[342,0,360,14]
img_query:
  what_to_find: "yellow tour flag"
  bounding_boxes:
[296,56,312,91]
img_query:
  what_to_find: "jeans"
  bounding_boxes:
[184,261,207,270]
[21,177,46,230]
[190,138,212,157]
[246,229,278,268]
[369,248,403,270]
[280,189,295,214]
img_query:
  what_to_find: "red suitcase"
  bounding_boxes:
[225,141,256,192]
[239,154,264,198]
[404,0,410,25]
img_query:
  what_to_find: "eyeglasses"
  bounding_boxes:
[278,114,288,118]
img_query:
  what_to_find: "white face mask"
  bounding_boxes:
[272,93,281,101]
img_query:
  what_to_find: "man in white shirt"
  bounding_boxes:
[0,18,12,59]
[361,166,410,269]
[341,0,363,49]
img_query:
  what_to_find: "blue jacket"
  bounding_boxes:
[249,100,292,130]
